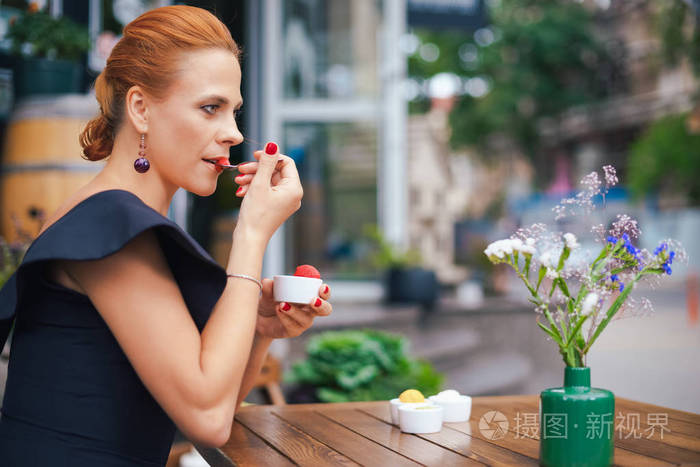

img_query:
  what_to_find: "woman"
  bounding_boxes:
[0,5,332,466]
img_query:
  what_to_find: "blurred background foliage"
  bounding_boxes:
[285,329,444,403]
[655,0,700,78]
[408,0,621,163]
[628,113,700,205]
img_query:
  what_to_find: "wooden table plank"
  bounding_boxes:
[617,398,700,426]
[359,404,538,466]
[473,396,699,465]
[236,408,360,467]
[615,399,700,437]
[218,420,296,467]
[271,408,422,466]
[223,396,700,467]
[321,408,485,466]
[473,402,676,467]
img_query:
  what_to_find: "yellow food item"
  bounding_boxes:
[399,389,425,403]
[415,406,438,410]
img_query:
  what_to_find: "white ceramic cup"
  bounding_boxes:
[428,394,472,422]
[273,275,323,305]
[398,404,443,434]
[390,398,436,425]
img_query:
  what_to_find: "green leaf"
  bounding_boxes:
[565,313,589,348]
[524,255,532,281]
[537,319,564,347]
[584,279,636,353]
[536,265,546,292]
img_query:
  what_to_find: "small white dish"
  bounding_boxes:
[390,398,435,425]
[428,394,472,422]
[398,404,444,434]
[273,275,323,304]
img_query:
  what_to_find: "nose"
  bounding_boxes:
[218,118,244,147]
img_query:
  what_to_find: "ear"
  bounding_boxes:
[124,85,149,134]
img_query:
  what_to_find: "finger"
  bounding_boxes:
[236,161,257,174]
[277,302,305,329]
[235,185,249,197]
[247,151,288,183]
[234,174,253,185]
[261,278,274,298]
[318,284,331,301]
[309,297,332,317]
[271,155,299,185]
[251,142,280,187]
[275,308,304,337]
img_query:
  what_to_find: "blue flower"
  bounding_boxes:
[619,282,625,292]
[669,251,675,264]
[654,243,667,256]
[606,236,617,244]
[662,263,672,275]
[622,233,630,242]
[610,274,619,282]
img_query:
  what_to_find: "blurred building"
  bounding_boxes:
[539,0,697,184]
[407,99,470,284]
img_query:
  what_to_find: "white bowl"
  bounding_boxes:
[390,398,435,425]
[428,394,472,422]
[273,275,323,305]
[398,404,443,433]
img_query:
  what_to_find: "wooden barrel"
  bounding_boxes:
[1,95,101,242]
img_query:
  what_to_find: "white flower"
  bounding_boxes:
[581,293,599,314]
[545,268,559,280]
[519,238,536,255]
[485,238,537,261]
[484,239,512,259]
[539,251,555,268]
[563,233,580,250]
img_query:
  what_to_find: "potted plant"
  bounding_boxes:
[284,329,444,403]
[363,224,439,306]
[6,3,91,98]
[484,166,685,467]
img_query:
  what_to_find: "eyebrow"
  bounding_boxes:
[202,94,243,109]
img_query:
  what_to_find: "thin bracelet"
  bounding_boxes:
[227,274,263,294]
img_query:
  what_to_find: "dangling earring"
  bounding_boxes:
[134,133,150,173]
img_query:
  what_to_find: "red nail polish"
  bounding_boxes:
[324,286,329,294]
[314,298,322,307]
[265,142,278,155]
[236,186,243,194]
[282,302,291,311]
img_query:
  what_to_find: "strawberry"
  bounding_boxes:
[294,264,321,279]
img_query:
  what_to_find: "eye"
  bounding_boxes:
[202,104,219,115]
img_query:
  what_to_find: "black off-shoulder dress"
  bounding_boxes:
[0,190,227,466]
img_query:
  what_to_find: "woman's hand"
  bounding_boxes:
[234,143,303,242]
[254,279,332,339]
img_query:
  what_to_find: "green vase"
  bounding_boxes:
[539,367,614,467]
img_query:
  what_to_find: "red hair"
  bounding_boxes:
[80,5,241,161]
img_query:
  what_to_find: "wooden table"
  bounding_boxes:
[196,395,700,466]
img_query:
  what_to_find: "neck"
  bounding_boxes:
[95,130,177,216]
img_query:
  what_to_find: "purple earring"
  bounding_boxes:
[134,133,150,173]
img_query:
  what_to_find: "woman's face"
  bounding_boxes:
[146,48,244,196]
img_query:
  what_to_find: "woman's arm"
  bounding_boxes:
[65,226,268,448]
[235,334,273,410]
